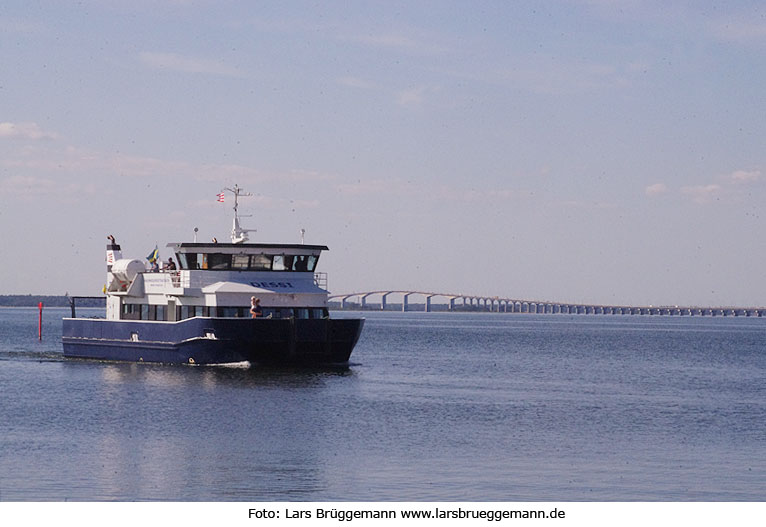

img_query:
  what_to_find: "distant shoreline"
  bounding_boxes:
[0,295,104,307]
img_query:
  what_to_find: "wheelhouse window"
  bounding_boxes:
[174,252,319,272]
[231,254,249,270]
[208,253,231,270]
[177,253,197,270]
[251,254,272,270]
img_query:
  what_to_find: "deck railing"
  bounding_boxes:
[167,270,190,288]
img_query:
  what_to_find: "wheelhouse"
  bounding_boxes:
[168,242,327,272]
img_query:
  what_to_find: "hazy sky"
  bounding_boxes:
[2,1,766,306]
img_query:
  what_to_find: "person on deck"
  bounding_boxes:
[250,297,263,318]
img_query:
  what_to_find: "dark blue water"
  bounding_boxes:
[1,307,764,501]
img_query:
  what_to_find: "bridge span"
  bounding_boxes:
[328,291,766,317]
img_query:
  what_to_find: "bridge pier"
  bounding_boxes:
[340,295,352,310]
[425,295,434,312]
[360,293,371,310]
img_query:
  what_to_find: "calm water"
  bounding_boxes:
[0,307,764,501]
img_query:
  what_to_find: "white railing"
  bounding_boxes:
[167,270,190,288]
[314,272,328,289]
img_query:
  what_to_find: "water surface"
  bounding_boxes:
[1,307,764,501]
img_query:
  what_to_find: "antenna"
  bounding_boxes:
[300,228,306,244]
[222,184,256,243]
[193,227,199,243]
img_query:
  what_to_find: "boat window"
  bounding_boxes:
[292,255,307,271]
[216,307,247,318]
[121,303,140,320]
[251,254,272,270]
[174,252,319,271]
[178,253,200,270]
[231,254,249,270]
[156,305,166,321]
[141,305,150,320]
[177,253,195,270]
[202,306,326,319]
[181,306,202,319]
[218,307,238,318]
[208,253,231,270]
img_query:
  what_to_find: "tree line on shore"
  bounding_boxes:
[0,295,104,307]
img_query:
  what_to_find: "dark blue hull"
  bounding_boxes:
[62,317,364,365]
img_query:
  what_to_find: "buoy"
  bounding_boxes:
[38,302,43,340]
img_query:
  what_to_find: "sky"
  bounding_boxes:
[2,0,766,307]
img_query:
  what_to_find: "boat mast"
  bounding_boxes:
[223,184,255,243]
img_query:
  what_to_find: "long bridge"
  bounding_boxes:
[328,290,766,317]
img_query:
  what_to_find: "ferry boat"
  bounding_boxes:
[62,186,364,366]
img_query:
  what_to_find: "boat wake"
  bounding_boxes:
[201,360,252,369]
[0,350,64,362]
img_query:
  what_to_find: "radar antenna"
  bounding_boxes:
[222,184,256,243]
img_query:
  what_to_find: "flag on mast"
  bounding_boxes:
[146,245,159,263]
[217,192,225,202]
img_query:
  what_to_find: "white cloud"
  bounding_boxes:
[0,122,56,140]
[2,145,338,188]
[343,32,434,53]
[727,169,761,183]
[712,18,766,43]
[0,175,55,193]
[337,178,398,196]
[337,177,519,205]
[351,33,420,50]
[397,86,428,106]
[0,175,97,200]
[3,146,190,176]
[139,52,245,77]
[498,57,628,95]
[681,184,722,204]
[337,76,378,90]
[0,17,44,34]
[645,183,668,196]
